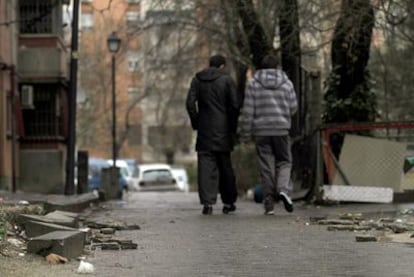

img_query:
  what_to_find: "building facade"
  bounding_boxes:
[0,0,70,193]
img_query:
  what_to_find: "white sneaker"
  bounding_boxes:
[279,192,293,213]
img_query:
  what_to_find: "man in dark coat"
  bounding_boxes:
[186,55,240,215]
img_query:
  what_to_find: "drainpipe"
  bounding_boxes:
[1,63,17,193]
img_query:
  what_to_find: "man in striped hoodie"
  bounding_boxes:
[240,55,297,215]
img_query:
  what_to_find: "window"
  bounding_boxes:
[21,84,63,138]
[128,124,142,146]
[142,169,173,181]
[127,87,140,104]
[81,13,94,31]
[126,11,140,33]
[19,0,54,34]
[127,51,139,72]
[127,11,140,21]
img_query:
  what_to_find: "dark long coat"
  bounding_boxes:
[186,67,240,152]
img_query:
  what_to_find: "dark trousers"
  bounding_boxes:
[197,151,238,205]
[255,136,293,202]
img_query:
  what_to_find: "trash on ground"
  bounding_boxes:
[45,253,68,264]
[76,260,95,274]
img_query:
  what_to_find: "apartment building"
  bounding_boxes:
[77,0,144,161]
[0,0,70,193]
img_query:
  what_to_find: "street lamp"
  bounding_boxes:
[107,32,121,189]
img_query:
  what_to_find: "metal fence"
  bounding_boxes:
[315,121,414,201]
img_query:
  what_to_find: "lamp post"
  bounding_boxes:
[107,32,121,187]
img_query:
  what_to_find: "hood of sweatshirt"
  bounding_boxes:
[253,69,287,90]
[196,67,222,82]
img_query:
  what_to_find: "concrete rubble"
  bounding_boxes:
[0,195,139,263]
[312,210,414,245]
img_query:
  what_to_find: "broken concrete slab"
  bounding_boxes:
[43,192,99,213]
[100,228,115,235]
[18,214,78,228]
[46,210,79,219]
[309,215,328,223]
[90,241,138,250]
[28,230,85,259]
[327,225,372,231]
[339,213,364,221]
[86,220,140,230]
[45,211,79,226]
[25,220,77,238]
[381,232,414,245]
[317,219,356,225]
[355,234,378,242]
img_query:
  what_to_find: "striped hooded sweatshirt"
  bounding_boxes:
[240,68,297,140]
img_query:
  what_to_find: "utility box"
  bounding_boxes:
[77,151,88,194]
[101,167,120,200]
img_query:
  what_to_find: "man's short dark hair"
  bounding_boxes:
[209,55,226,68]
[260,55,280,69]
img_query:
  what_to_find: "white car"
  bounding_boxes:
[171,167,190,192]
[137,164,178,191]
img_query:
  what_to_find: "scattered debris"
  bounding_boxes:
[327,225,371,232]
[317,219,356,225]
[100,228,115,235]
[355,235,378,242]
[76,260,95,274]
[339,212,364,221]
[45,253,68,264]
[86,220,140,230]
[312,212,414,246]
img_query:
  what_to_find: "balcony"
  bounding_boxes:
[18,0,69,80]
[18,44,68,80]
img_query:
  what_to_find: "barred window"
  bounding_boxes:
[21,84,64,138]
[19,0,55,34]
[128,124,142,146]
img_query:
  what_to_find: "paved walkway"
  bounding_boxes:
[88,192,414,277]
[2,191,414,277]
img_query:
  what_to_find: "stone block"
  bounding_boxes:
[25,220,76,238]
[100,228,115,235]
[46,210,79,219]
[18,214,78,228]
[355,235,378,242]
[28,230,85,259]
[44,192,99,213]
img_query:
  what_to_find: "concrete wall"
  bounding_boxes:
[19,149,65,193]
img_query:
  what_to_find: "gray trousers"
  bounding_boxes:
[197,151,238,205]
[255,136,293,202]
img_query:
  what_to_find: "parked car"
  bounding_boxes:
[171,167,190,192]
[88,158,128,198]
[137,164,178,191]
[120,158,140,191]
[107,159,134,190]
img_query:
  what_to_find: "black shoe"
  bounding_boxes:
[279,192,293,213]
[202,205,213,215]
[222,204,236,214]
[263,196,274,215]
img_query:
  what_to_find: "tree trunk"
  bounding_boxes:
[234,0,271,68]
[324,0,376,124]
[279,0,302,136]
